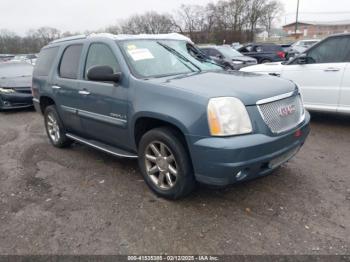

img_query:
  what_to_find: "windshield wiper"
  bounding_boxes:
[157,42,202,73]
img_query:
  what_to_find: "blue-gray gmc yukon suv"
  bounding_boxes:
[32,33,310,199]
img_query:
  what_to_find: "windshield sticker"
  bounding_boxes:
[127,44,137,50]
[128,48,154,61]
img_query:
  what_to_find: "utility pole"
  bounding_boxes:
[295,0,300,34]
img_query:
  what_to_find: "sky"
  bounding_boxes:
[1,0,350,35]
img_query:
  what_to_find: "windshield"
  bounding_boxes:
[216,46,243,58]
[119,40,222,78]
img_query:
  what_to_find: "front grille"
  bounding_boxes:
[258,94,304,134]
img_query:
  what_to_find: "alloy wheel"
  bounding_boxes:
[144,141,178,190]
[47,113,60,143]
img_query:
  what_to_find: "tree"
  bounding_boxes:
[260,0,283,37]
[119,11,176,34]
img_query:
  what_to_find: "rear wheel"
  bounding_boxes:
[44,105,72,148]
[138,127,196,199]
[261,59,272,64]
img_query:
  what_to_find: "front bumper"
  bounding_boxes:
[0,92,33,109]
[188,112,310,186]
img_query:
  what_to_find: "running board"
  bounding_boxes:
[66,133,138,159]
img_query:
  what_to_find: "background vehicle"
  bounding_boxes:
[231,42,243,50]
[240,34,350,114]
[0,62,33,110]
[200,45,257,70]
[0,54,15,62]
[11,54,38,65]
[280,43,294,52]
[238,43,286,63]
[32,33,310,199]
[286,39,320,59]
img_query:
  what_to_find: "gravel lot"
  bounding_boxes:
[0,109,349,255]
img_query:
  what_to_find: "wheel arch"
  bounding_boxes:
[132,113,190,149]
[39,95,56,114]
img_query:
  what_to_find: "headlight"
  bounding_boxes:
[207,97,252,136]
[0,88,15,94]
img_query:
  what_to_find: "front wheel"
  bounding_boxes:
[44,105,72,148]
[138,127,196,199]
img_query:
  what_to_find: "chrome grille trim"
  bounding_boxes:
[257,93,305,134]
[256,91,295,105]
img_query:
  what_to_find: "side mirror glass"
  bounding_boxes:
[87,65,121,83]
[296,54,310,64]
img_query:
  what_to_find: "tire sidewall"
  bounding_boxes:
[138,128,194,199]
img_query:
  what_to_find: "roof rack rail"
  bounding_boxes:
[87,33,117,39]
[50,35,87,44]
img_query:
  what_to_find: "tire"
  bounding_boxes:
[224,64,234,71]
[138,127,196,199]
[44,105,72,148]
[260,59,272,64]
[0,97,3,111]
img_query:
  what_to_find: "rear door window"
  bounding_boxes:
[59,44,83,79]
[34,47,59,76]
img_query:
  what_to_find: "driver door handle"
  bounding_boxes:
[52,85,61,89]
[78,90,91,95]
[324,67,340,72]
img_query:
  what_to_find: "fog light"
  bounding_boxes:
[235,170,248,181]
[3,101,11,106]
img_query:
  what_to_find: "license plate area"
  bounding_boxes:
[268,146,300,169]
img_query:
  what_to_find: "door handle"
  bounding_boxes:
[324,68,340,72]
[78,90,91,95]
[52,85,61,89]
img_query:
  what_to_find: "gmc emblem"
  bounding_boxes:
[278,104,296,117]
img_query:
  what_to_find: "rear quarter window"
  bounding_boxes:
[34,47,59,76]
[59,44,83,79]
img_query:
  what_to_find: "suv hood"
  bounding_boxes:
[156,71,296,105]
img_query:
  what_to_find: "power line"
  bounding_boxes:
[286,11,350,15]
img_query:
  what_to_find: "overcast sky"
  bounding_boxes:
[1,0,350,35]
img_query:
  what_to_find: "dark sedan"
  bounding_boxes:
[238,43,286,64]
[0,62,33,110]
[200,45,257,70]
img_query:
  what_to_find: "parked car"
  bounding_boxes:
[32,33,310,199]
[231,42,243,50]
[240,34,350,114]
[280,43,294,52]
[238,43,286,63]
[0,62,33,110]
[0,54,15,62]
[200,45,257,70]
[287,39,321,59]
[11,54,38,65]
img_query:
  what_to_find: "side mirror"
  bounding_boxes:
[296,53,315,65]
[216,54,223,59]
[87,65,121,83]
[297,54,308,64]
